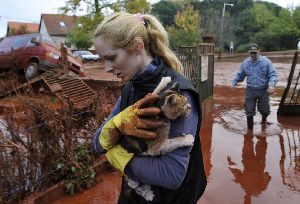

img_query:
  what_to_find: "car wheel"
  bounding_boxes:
[25,62,38,80]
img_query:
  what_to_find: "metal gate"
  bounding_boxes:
[278,51,300,115]
[177,43,215,115]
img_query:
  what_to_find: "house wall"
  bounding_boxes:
[39,18,77,50]
[39,19,48,35]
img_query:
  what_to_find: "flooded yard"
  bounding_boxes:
[1,57,298,204]
[50,85,299,204]
[51,58,300,204]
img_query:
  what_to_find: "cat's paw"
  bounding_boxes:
[181,134,194,146]
[138,185,155,201]
[127,179,139,188]
[143,190,155,201]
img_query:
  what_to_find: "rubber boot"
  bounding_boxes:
[247,116,254,129]
[262,116,267,123]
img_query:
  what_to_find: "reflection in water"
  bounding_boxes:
[227,129,271,204]
[279,129,300,192]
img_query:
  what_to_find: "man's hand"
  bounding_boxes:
[267,86,275,95]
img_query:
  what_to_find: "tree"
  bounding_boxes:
[60,0,107,49]
[67,13,104,50]
[167,4,201,47]
[67,26,93,50]
[151,0,181,27]
[8,25,30,36]
[292,6,300,30]
[250,3,275,28]
[125,0,150,14]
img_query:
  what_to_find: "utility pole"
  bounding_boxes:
[219,3,234,60]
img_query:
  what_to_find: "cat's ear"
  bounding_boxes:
[170,82,180,93]
[167,94,177,106]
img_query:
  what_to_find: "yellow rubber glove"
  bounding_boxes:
[99,94,163,175]
[106,145,134,174]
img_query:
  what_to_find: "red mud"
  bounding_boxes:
[214,61,292,87]
[198,86,300,204]
[52,172,122,204]
[50,56,299,204]
[51,85,300,204]
[82,62,121,82]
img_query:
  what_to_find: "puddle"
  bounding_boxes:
[216,109,283,136]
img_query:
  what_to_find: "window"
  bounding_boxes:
[59,21,66,27]
[42,36,55,44]
[0,38,13,48]
[10,36,30,48]
[42,35,59,49]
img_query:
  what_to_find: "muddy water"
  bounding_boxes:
[198,86,300,204]
[51,85,299,204]
[214,61,292,87]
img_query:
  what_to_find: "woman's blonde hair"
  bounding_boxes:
[94,12,182,72]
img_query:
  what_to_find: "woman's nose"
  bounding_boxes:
[105,67,114,72]
[105,62,114,72]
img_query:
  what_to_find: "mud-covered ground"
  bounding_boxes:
[51,53,300,204]
[1,54,298,203]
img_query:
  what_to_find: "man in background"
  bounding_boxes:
[231,43,278,129]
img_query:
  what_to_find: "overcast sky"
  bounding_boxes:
[1,0,300,37]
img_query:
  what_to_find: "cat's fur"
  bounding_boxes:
[120,78,195,201]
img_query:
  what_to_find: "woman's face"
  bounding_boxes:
[95,36,142,83]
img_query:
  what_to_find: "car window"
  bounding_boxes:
[0,38,13,48]
[10,36,30,48]
[73,51,80,56]
[41,35,59,49]
[26,35,40,47]
[42,36,56,44]
[0,36,29,49]
[84,51,93,55]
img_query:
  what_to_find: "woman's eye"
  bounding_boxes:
[107,56,116,62]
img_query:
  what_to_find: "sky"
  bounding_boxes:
[1,0,300,37]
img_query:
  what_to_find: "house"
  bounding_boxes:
[39,14,81,49]
[6,21,39,36]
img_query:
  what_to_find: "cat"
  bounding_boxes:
[120,77,195,201]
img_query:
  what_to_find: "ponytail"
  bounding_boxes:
[143,14,183,72]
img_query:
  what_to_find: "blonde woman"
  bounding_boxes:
[93,12,206,204]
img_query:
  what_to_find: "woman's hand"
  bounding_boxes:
[100,94,163,150]
[112,94,163,140]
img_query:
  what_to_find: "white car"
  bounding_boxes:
[73,51,99,62]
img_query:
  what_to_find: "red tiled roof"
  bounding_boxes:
[7,21,39,33]
[40,14,81,36]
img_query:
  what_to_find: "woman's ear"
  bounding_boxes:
[132,37,145,55]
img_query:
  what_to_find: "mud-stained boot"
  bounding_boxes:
[247,117,254,130]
